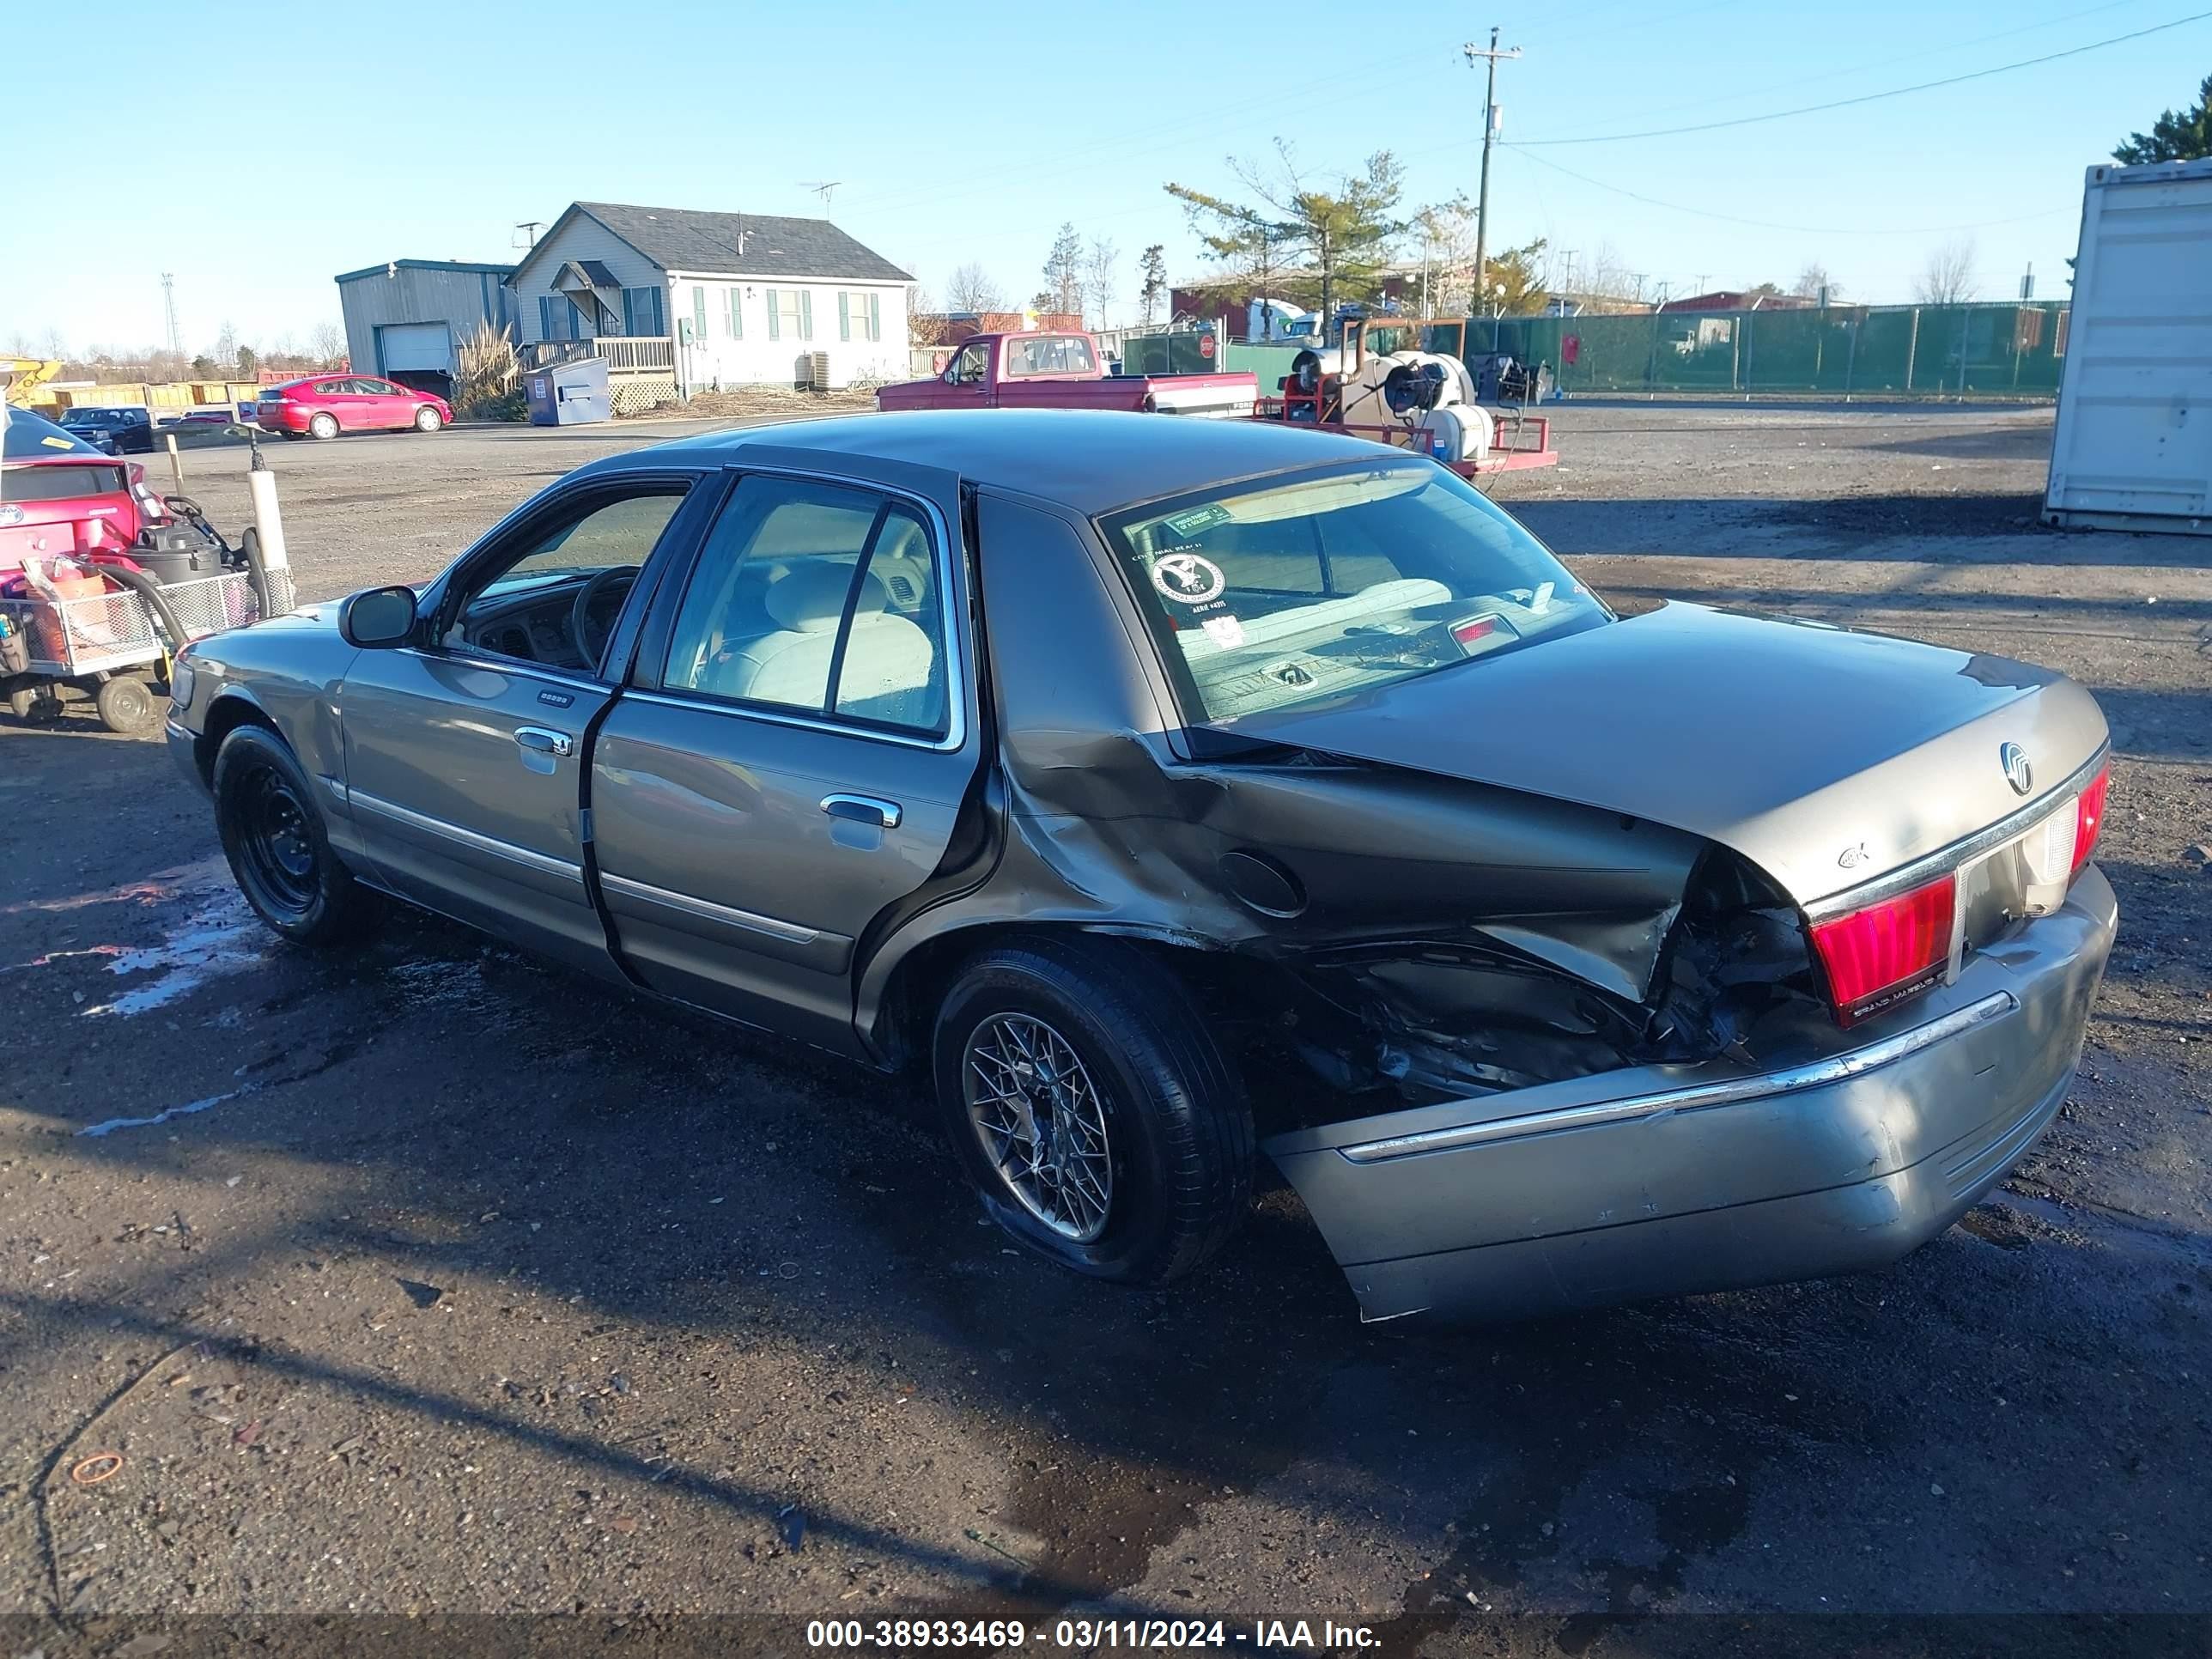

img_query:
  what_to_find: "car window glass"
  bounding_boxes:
[663,476,946,736]
[451,488,688,666]
[1004,336,1096,376]
[1100,462,1609,724]
[948,343,988,385]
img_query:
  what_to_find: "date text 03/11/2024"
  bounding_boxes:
[803,1618,1382,1650]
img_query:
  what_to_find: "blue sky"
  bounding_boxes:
[7,0,2205,355]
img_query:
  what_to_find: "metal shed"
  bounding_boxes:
[2045,157,2212,535]
[334,259,519,399]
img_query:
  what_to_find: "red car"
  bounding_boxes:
[256,374,451,440]
[1,407,170,569]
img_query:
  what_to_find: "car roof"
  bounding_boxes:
[616,409,1415,516]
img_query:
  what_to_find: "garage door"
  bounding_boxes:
[379,323,454,374]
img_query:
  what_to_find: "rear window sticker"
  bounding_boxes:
[1200,614,1246,649]
[1152,551,1225,605]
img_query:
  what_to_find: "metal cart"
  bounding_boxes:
[0,566,294,732]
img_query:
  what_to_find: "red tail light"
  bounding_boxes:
[2070,764,2109,877]
[1809,874,1956,1025]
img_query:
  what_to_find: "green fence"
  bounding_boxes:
[1139,303,2068,398]
[1476,302,2068,398]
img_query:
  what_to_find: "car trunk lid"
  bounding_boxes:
[1225,601,2110,910]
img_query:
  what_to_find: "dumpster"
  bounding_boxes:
[526,358,611,426]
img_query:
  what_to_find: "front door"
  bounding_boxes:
[589,465,980,1051]
[339,478,701,979]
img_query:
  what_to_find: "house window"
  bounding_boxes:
[836,290,881,343]
[622,286,665,337]
[765,288,812,342]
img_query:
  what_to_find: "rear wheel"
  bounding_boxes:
[94,675,160,736]
[7,683,64,724]
[932,937,1252,1285]
[308,412,338,441]
[413,405,443,433]
[212,725,374,945]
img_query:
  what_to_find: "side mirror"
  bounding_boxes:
[337,584,418,648]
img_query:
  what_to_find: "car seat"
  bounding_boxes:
[702,561,939,729]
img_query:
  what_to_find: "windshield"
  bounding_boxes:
[1099,460,1608,724]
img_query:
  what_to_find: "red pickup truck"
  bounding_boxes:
[877,331,1257,418]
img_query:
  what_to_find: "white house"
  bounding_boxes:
[507,201,912,390]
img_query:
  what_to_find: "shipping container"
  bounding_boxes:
[2045,157,2212,535]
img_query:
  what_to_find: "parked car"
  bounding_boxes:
[167,410,2116,1321]
[2,406,169,568]
[256,375,450,440]
[876,331,1257,417]
[58,405,158,454]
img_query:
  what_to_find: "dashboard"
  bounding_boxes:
[464,570,635,671]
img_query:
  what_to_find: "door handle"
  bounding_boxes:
[514,726,574,758]
[821,793,902,830]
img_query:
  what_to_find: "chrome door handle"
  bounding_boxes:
[514,726,574,757]
[821,793,902,830]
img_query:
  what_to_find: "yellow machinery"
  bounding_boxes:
[3,359,64,405]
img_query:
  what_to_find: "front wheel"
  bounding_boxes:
[413,405,443,433]
[212,725,375,945]
[932,937,1253,1285]
[308,412,338,441]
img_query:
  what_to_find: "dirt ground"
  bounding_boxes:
[3,404,2209,1656]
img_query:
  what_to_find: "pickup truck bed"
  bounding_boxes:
[878,331,1256,419]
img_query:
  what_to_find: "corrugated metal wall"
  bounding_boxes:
[337,267,516,374]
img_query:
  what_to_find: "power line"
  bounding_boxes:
[1506,10,2212,146]
[1502,143,2075,236]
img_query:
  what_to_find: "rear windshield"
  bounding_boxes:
[2,462,129,502]
[3,408,104,459]
[1098,460,1608,724]
[1004,335,1096,376]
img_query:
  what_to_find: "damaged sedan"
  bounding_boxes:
[167,410,2117,1321]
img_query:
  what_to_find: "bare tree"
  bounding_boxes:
[1138,246,1169,325]
[308,320,344,366]
[211,321,238,369]
[1792,263,1841,301]
[945,261,1004,314]
[1085,239,1119,329]
[1914,239,1978,306]
[1042,223,1084,319]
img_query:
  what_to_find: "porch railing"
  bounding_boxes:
[517,337,675,374]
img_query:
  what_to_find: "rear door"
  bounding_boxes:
[338,471,713,979]
[589,454,980,1052]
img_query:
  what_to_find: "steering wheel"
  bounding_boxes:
[569,566,637,671]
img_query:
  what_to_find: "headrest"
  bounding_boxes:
[763,562,884,633]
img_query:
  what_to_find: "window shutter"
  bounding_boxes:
[867,293,881,342]
[799,290,814,341]
[727,287,742,339]
[837,292,851,342]
[621,288,636,336]
[765,289,781,341]
[693,286,708,343]
[538,295,554,340]
[650,287,665,337]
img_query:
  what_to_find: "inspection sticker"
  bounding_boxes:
[1200,614,1247,649]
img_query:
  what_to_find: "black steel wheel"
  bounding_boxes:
[933,936,1253,1285]
[212,725,374,945]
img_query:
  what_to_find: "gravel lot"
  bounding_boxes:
[3,404,2209,1654]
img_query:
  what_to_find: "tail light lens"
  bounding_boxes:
[1810,874,1956,1025]
[2070,764,2109,877]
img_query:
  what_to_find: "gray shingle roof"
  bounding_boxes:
[575,202,911,283]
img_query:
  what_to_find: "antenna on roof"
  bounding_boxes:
[798,181,842,210]
[513,221,543,248]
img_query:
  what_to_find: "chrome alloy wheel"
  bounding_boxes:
[963,1013,1114,1242]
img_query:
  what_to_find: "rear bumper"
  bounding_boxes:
[256,404,308,432]
[1264,866,2118,1322]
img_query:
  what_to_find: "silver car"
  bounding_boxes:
[167,411,2117,1321]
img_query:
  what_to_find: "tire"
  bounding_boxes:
[308,412,338,441]
[413,405,442,433]
[281,430,305,441]
[94,675,160,736]
[212,724,374,946]
[8,683,64,724]
[932,936,1253,1285]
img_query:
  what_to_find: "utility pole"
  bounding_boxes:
[1465,27,1521,313]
